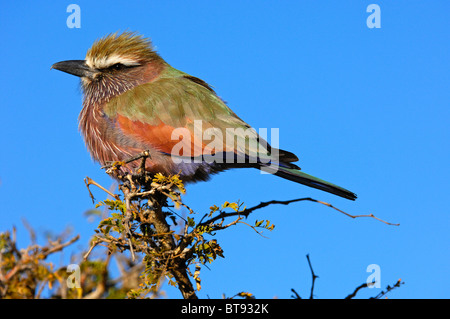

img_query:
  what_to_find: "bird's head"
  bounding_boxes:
[52,32,165,102]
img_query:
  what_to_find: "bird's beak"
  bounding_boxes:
[51,60,97,78]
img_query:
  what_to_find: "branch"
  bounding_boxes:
[200,197,399,227]
[371,279,404,299]
[306,254,318,299]
[345,279,404,299]
[345,282,369,299]
[40,235,80,259]
[85,177,120,202]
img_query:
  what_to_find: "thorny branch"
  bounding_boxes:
[291,255,404,299]
[82,150,400,299]
[85,151,198,299]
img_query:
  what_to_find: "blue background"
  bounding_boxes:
[1,1,449,298]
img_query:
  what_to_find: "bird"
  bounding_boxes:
[51,32,356,200]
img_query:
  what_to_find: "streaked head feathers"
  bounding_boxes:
[85,32,160,69]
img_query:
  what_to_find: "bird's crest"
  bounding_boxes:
[86,32,160,69]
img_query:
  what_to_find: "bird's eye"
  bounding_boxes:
[111,63,126,71]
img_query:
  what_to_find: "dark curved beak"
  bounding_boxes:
[51,60,96,78]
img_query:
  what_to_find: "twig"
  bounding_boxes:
[310,198,400,226]
[371,279,404,299]
[85,177,120,201]
[40,235,80,259]
[345,282,369,299]
[345,279,404,299]
[237,220,270,238]
[291,288,302,299]
[306,254,318,299]
[83,238,102,261]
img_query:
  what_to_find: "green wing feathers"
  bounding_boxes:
[105,66,273,160]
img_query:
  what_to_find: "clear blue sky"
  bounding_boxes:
[1,1,449,299]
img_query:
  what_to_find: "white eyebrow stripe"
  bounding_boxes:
[86,54,141,69]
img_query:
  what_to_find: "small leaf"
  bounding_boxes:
[187,217,196,227]
[255,220,264,227]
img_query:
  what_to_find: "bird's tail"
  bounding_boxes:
[261,165,357,200]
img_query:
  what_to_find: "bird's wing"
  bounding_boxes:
[103,66,274,164]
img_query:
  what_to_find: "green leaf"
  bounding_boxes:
[187,217,196,227]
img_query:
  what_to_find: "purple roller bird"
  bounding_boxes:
[52,32,356,200]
